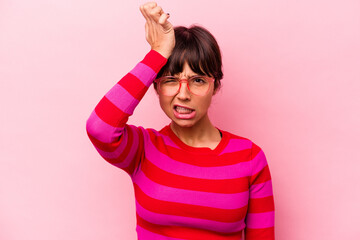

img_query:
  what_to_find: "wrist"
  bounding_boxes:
[152,48,172,59]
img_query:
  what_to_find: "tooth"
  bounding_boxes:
[176,106,192,113]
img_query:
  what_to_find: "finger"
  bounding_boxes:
[139,5,151,22]
[149,6,164,22]
[151,6,163,15]
[140,2,157,21]
[158,12,172,29]
[145,2,157,8]
[158,12,169,24]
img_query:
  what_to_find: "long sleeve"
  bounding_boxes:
[244,142,275,240]
[86,50,167,177]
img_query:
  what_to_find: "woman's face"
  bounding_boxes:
[158,62,215,128]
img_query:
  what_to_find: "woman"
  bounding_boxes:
[86,2,275,239]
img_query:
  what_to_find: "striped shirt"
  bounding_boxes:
[86,50,275,239]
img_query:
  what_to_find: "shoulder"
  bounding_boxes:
[140,125,176,145]
[220,129,265,153]
[221,129,253,146]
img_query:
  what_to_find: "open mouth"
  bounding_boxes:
[174,105,194,114]
[173,105,196,119]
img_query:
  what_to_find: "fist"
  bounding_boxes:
[140,2,175,59]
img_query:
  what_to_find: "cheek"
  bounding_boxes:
[196,96,213,114]
[204,97,213,111]
[159,95,172,113]
[204,91,214,107]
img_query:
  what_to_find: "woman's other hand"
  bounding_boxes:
[140,2,175,59]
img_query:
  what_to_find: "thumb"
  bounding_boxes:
[158,13,172,31]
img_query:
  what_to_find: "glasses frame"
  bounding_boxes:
[154,75,215,96]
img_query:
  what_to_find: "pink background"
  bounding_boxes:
[1,0,359,239]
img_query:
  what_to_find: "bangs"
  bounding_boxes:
[163,42,211,77]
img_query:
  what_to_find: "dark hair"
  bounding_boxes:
[155,25,223,93]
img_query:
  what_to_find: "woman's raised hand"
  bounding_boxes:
[140,2,175,59]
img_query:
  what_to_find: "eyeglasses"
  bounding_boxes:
[155,75,215,96]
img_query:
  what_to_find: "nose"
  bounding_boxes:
[176,79,191,100]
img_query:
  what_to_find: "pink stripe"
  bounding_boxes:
[135,200,246,233]
[130,62,157,87]
[252,150,268,175]
[250,180,273,199]
[142,134,253,179]
[245,211,274,229]
[86,110,124,143]
[136,225,182,240]
[219,138,252,155]
[134,168,249,209]
[105,83,139,115]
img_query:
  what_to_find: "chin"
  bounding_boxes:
[173,121,196,128]
[169,117,194,127]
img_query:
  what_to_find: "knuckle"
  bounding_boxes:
[150,6,161,16]
[145,2,156,9]
[143,3,151,10]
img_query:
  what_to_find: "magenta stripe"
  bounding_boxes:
[147,128,181,149]
[136,226,182,240]
[162,135,181,149]
[130,62,157,87]
[142,134,253,179]
[105,83,139,115]
[135,200,246,233]
[250,180,273,199]
[134,168,249,209]
[219,138,252,155]
[252,150,268,175]
[246,211,274,229]
[86,110,125,143]
[113,126,140,171]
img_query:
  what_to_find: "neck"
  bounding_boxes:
[170,114,221,148]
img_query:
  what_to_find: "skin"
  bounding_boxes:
[140,2,221,150]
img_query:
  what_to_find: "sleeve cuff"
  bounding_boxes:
[141,50,168,73]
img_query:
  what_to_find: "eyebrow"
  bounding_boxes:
[173,74,204,78]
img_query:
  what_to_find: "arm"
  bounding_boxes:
[86,50,167,176]
[86,2,174,177]
[244,143,275,239]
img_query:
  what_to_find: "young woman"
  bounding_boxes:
[86,2,275,239]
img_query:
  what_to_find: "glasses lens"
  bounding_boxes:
[188,76,211,95]
[159,77,179,96]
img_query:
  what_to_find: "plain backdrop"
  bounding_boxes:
[1,0,359,239]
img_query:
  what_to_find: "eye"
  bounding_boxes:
[161,77,177,84]
[191,76,207,84]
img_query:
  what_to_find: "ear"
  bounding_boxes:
[153,82,160,96]
[212,86,220,95]
[154,87,160,96]
[212,80,221,95]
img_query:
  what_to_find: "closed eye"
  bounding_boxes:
[161,77,177,84]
